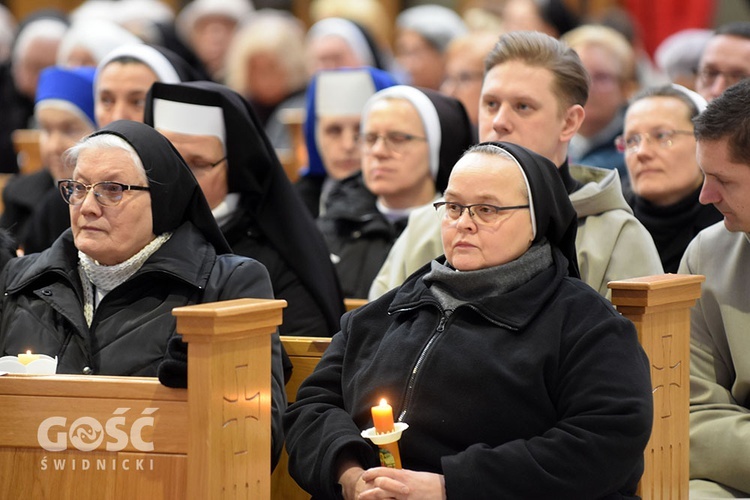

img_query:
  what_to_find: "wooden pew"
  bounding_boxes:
[0,298,286,500]
[609,274,704,500]
[12,128,43,175]
[276,274,703,499]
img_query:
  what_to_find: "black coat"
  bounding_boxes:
[223,204,331,337]
[0,222,275,375]
[316,173,408,299]
[284,249,653,499]
[0,169,55,241]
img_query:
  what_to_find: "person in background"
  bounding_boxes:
[308,0,395,65]
[305,16,388,77]
[619,84,721,273]
[0,119,287,467]
[285,142,653,499]
[318,85,473,299]
[0,5,16,65]
[440,30,498,130]
[678,78,750,498]
[695,21,750,102]
[94,43,203,127]
[502,0,579,38]
[225,10,308,151]
[654,29,713,92]
[563,24,637,183]
[369,31,662,301]
[0,66,96,252]
[296,66,398,218]
[0,11,68,173]
[145,81,345,337]
[175,0,255,82]
[394,4,467,90]
[56,18,143,68]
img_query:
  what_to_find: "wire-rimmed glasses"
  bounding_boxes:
[357,131,427,154]
[614,129,694,155]
[58,180,150,207]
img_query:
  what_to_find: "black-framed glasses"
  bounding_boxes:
[58,180,150,207]
[434,201,530,225]
[615,129,694,155]
[357,131,427,154]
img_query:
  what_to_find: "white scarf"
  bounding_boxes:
[78,233,172,326]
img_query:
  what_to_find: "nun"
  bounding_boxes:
[284,142,653,499]
[296,66,398,217]
[144,81,345,337]
[94,42,203,127]
[0,119,286,466]
[1,65,96,250]
[316,85,474,298]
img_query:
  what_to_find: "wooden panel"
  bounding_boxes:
[273,336,333,500]
[11,129,43,175]
[610,274,704,500]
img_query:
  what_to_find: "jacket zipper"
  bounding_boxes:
[397,307,452,423]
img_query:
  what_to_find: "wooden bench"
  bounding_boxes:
[276,274,703,500]
[12,128,43,175]
[0,298,286,500]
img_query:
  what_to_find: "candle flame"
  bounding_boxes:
[379,398,387,406]
[26,350,31,355]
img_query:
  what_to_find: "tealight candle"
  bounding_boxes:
[372,399,395,434]
[18,350,40,366]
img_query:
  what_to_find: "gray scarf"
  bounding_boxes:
[423,241,553,312]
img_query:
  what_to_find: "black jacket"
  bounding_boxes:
[223,204,330,337]
[317,173,408,299]
[284,249,653,499]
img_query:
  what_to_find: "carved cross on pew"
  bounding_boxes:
[223,363,261,456]
[651,334,682,419]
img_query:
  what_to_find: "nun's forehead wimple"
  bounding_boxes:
[152,98,226,146]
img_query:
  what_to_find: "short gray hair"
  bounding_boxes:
[63,133,148,182]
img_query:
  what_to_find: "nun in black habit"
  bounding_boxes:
[284,142,653,499]
[144,81,346,337]
[0,120,286,466]
[316,85,475,298]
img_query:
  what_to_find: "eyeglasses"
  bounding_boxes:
[697,67,750,88]
[357,131,427,154]
[188,156,226,173]
[442,71,484,88]
[614,129,694,155]
[434,201,529,225]
[58,180,150,207]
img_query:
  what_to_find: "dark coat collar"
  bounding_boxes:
[388,249,570,330]
[4,222,215,295]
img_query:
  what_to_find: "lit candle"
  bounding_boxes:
[18,350,40,366]
[372,399,395,434]
[368,398,402,468]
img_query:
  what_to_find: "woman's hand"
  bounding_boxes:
[355,467,446,500]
